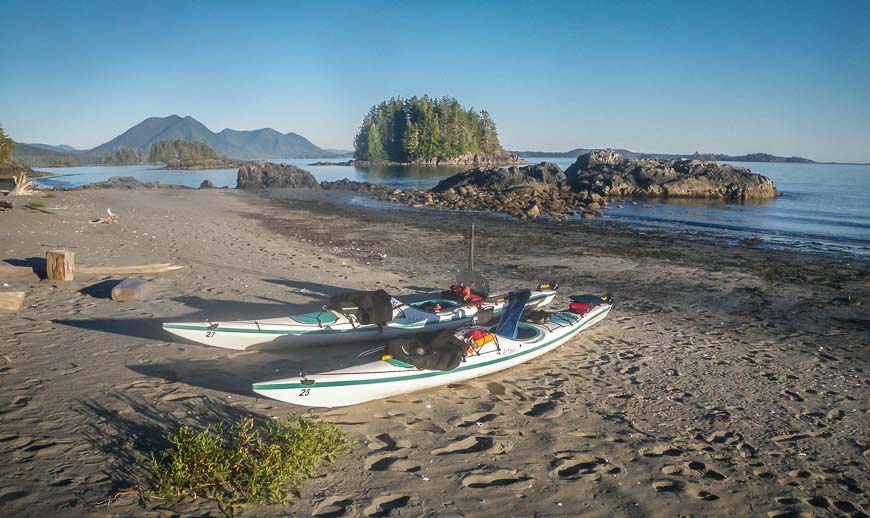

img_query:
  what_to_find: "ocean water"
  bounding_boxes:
[32,158,870,257]
[32,164,239,189]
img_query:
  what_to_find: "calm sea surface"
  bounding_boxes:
[33,158,870,257]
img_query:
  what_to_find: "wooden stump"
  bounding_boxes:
[46,249,75,281]
[111,277,150,301]
[0,292,25,311]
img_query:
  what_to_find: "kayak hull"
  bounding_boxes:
[163,290,556,351]
[253,303,611,407]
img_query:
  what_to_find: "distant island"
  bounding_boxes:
[101,146,142,165]
[11,115,340,167]
[514,148,815,163]
[353,96,525,166]
[149,140,244,169]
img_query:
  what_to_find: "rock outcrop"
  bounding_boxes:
[565,149,779,200]
[0,159,50,180]
[433,162,566,193]
[236,162,320,190]
[73,176,190,190]
[355,150,527,168]
[385,162,590,220]
[320,178,388,192]
[383,150,779,220]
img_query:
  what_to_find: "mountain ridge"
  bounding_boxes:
[20,115,335,162]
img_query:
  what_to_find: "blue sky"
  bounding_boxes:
[2,0,868,162]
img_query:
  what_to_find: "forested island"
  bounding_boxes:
[101,146,142,165]
[148,140,216,162]
[149,140,243,169]
[353,96,525,166]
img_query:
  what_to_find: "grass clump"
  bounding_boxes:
[28,201,46,208]
[146,416,353,514]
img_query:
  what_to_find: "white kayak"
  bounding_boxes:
[252,294,611,407]
[162,289,557,351]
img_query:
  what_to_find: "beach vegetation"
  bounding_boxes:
[144,416,353,515]
[148,139,216,163]
[354,96,502,162]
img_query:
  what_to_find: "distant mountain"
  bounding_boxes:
[89,115,333,159]
[513,148,815,163]
[12,142,99,167]
[323,148,355,157]
[25,143,79,153]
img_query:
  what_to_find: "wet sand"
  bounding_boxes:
[1,188,868,517]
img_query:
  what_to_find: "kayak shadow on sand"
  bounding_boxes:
[128,342,378,399]
[51,295,328,342]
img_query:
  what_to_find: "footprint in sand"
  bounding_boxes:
[690,487,720,501]
[639,444,683,457]
[431,435,493,455]
[366,433,411,451]
[312,495,355,517]
[364,494,410,517]
[364,454,421,473]
[550,453,622,481]
[449,412,498,428]
[522,400,563,419]
[406,419,446,434]
[652,479,683,493]
[462,468,528,488]
[664,460,727,480]
[486,382,506,396]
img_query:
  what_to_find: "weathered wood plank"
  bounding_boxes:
[111,277,150,301]
[0,292,25,311]
[46,250,75,281]
[78,264,183,275]
[0,263,35,275]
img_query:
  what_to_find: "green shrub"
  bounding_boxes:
[146,416,353,514]
[28,201,45,208]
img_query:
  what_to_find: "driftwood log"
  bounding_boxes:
[111,277,150,301]
[0,200,14,209]
[25,204,56,214]
[46,249,75,281]
[77,263,183,275]
[0,292,25,311]
[10,173,35,196]
[89,208,118,224]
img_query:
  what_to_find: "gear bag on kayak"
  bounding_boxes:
[385,329,468,371]
[325,289,394,326]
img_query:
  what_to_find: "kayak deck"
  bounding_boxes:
[162,290,556,351]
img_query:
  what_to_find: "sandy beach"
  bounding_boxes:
[1,188,868,517]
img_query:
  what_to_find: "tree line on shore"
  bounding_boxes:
[353,96,503,163]
[148,140,216,163]
[97,140,219,165]
[0,125,14,161]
